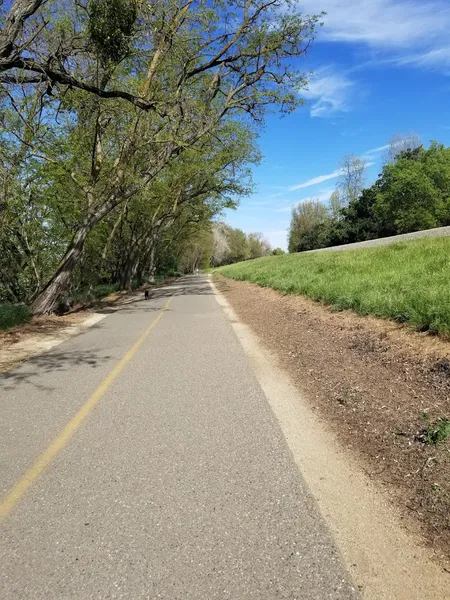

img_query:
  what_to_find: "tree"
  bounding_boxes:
[329,190,344,220]
[340,186,390,242]
[227,228,249,263]
[0,0,321,313]
[288,199,329,252]
[100,120,257,289]
[282,140,450,254]
[375,165,441,233]
[210,223,230,267]
[179,227,214,273]
[336,154,367,206]
[1,0,321,112]
[248,232,271,259]
[383,132,422,165]
[374,145,450,234]
[272,247,285,255]
[0,95,257,304]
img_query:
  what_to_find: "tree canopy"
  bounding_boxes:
[0,0,321,313]
[288,140,450,253]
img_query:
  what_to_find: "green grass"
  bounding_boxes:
[0,304,30,329]
[219,236,450,337]
[421,413,450,445]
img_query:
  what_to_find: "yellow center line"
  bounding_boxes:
[0,294,174,521]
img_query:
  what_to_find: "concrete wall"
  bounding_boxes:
[306,226,450,253]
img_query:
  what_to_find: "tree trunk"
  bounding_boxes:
[101,204,126,262]
[30,223,91,315]
[119,250,139,291]
[124,259,139,291]
[130,259,139,289]
[119,259,131,290]
[146,243,156,283]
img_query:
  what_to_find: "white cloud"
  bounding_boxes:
[287,158,374,197]
[288,169,342,191]
[301,0,449,47]
[302,68,354,117]
[288,161,374,192]
[299,0,450,71]
[395,47,450,70]
[363,144,390,156]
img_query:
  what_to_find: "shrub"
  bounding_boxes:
[91,284,120,299]
[166,270,183,278]
[0,304,30,329]
[71,283,120,305]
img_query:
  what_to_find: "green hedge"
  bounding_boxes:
[0,304,30,329]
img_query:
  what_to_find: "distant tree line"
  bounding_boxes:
[288,135,450,252]
[210,223,272,267]
[156,222,273,274]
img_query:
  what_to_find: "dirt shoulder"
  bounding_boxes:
[0,290,138,372]
[216,275,450,563]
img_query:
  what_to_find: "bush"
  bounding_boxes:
[0,304,30,329]
[91,284,120,299]
[166,270,183,278]
[71,283,120,304]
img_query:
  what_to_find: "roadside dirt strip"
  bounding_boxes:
[215,276,450,567]
[0,292,144,372]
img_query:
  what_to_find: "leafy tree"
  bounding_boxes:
[227,228,249,263]
[0,0,321,313]
[1,0,321,111]
[288,199,329,252]
[179,227,214,274]
[103,120,256,289]
[248,232,271,259]
[374,143,450,233]
[340,186,391,242]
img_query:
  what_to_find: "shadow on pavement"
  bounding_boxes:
[95,301,165,315]
[142,275,214,301]
[93,277,213,313]
[0,348,112,392]
[0,277,211,391]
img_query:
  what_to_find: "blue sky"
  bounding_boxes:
[225,0,450,249]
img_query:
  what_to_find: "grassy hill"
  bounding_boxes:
[219,237,450,337]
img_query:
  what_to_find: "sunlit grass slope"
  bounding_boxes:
[219,237,450,337]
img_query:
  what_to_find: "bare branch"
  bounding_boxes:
[0,0,47,59]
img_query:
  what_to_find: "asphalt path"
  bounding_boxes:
[0,276,357,599]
